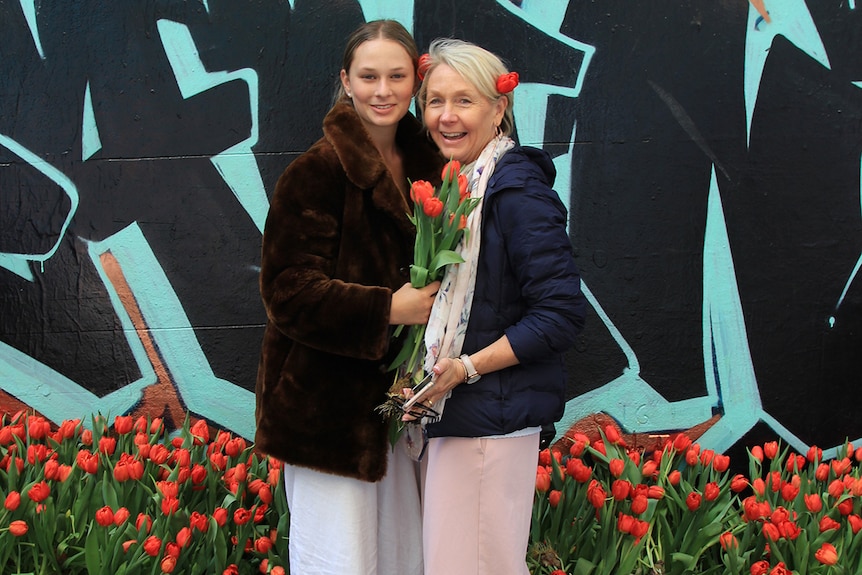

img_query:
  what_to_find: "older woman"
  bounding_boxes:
[414,38,587,574]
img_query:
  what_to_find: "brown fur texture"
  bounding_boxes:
[254,103,443,481]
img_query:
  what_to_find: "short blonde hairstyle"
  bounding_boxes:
[417,38,515,136]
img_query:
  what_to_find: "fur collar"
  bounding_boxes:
[323,103,441,236]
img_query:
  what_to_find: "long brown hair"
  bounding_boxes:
[334,20,420,105]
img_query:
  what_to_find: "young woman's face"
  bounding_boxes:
[341,39,416,134]
[422,64,506,164]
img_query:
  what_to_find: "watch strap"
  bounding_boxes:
[459,354,481,384]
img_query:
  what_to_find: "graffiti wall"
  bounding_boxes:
[2,0,860,458]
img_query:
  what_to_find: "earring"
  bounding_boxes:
[346,91,352,98]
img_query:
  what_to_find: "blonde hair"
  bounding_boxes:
[417,38,515,136]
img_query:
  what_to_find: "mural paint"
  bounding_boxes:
[1,0,860,460]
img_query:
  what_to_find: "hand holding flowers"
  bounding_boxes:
[376,160,479,439]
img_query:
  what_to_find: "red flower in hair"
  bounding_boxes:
[417,53,431,80]
[496,71,519,93]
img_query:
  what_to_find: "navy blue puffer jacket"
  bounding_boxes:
[425,146,587,439]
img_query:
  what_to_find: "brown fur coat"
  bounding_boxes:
[254,103,442,481]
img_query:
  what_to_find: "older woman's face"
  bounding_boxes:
[423,64,506,164]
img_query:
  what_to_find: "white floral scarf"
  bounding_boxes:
[422,135,515,417]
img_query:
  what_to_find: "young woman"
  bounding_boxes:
[255,20,443,575]
[414,38,587,574]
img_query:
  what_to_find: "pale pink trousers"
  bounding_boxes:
[421,432,540,575]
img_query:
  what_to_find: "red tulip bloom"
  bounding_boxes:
[647,485,665,499]
[629,519,649,542]
[704,482,720,501]
[146,443,169,465]
[631,494,648,515]
[749,560,769,575]
[495,71,519,93]
[805,445,822,463]
[548,490,562,508]
[535,467,551,493]
[587,479,606,509]
[778,520,800,540]
[761,521,780,541]
[752,478,766,496]
[668,470,681,486]
[136,513,153,533]
[804,493,823,513]
[76,450,99,474]
[685,492,702,511]
[410,180,434,205]
[270,567,286,575]
[611,479,631,501]
[441,160,461,182]
[779,482,799,502]
[9,520,28,537]
[719,531,738,550]
[457,174,468,201]
[189,419,210,445]
[255,536,274,554]
[143,535,162,557]
[815,542,838,566]
[566,458,592,483]
[617,512,635,534]
[225,437,247,458]
[604,424,623,446]
[641,460,657,478]
[763,441,778,459]
[832,457,852,476]
[213,507,228,527]
[98,436,117,456]
[234,507,252,526]
[95,506,115,527]
[160,556,177,574]
[828,479,845,499]
[422,197,444,218]
[819,515,840,532]
[161,496,180,516]
[27,481,50,503]
[223,565,239,575]
[114,415,134,435]
[609,458,625,478]
[769,562,791,575]
[712,453,730,472]
[837,498,854,516]
[847,514,862,533]
[730,474,748,493]
[5,491,20,511]
[672,433,692,452]
[114,507,130,525]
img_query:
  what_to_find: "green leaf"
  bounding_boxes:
[84,525,101,575]
[428,250,465,274]
[573,556,596,575]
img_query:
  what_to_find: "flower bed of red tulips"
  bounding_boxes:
[0,411,286,575]
[530,426,862,575]
[5,409,862,575]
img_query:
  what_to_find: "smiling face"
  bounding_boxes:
[340,38,416,138]
[422,64,507,164]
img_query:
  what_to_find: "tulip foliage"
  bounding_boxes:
[0,411,286,575]
[530,426,862,575]
[6,407,862,575]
